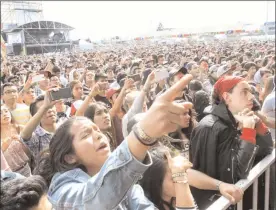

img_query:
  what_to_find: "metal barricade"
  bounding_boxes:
[207,149,275,210]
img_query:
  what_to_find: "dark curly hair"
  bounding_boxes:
[0,175,48,210]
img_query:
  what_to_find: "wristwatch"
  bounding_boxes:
[132,123,159,146]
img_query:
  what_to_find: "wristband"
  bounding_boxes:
[216,181,223,191]
[132,123,158,146]
[173,180,188,184]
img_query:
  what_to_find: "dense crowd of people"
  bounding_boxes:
[0,39,275,210]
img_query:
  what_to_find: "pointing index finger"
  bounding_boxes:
[160,74,193,101]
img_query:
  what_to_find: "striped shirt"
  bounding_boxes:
[10,103,31,126]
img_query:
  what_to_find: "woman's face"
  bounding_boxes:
[93,106,111,131]
[162,165,176,201]
[182,110,191,128]
[72,119,111,170]
[1,106,12,124]
[72,83,83,99]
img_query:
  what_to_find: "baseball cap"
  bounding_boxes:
[106,88,120,99]
[169,66,188,78]
[217,64,232,78]
[214,76,244,100]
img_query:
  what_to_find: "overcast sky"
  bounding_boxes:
[42,1,275,40]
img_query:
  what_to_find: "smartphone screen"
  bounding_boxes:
[154,69,169,82]
[50,87,72,101]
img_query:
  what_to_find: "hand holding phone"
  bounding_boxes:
[50,87,72,101]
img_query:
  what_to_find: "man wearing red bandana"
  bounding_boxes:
[190,76,273,210]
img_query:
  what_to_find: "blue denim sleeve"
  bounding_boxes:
[48,140,152,210]
[126,184,156,210]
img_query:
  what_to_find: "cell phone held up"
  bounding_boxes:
[50,87,72,101]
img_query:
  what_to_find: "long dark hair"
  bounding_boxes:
[139,147,175,210]
[84,102,108,122]
[168,99,197,141]
[33,117,88,186]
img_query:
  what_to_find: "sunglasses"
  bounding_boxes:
[10,80,19,83]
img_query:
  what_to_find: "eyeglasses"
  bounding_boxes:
[4,90,17,94]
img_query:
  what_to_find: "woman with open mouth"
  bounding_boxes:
[35,75,198,210]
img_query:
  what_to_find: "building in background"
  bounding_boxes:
[1,1,74,55]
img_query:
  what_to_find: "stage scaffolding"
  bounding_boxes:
[1,1,74,55]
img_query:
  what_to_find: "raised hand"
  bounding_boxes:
[139,74,193,138]
[43,88,63,110]
[165,150,193,174]
[144,71,155,88]
[123,78,134,90]
[234,108,257,129]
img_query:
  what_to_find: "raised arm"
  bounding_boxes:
[20,89,60,140]
[109,79,133,118]
[17,74,33,103]
[122,72,155,137]
[75,84,98,116]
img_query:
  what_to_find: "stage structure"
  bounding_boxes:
[1,1,74,55]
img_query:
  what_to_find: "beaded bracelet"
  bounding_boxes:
[172,172,187,178]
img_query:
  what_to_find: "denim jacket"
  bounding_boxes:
[48,140,156,210]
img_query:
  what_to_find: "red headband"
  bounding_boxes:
[214,76,244,99]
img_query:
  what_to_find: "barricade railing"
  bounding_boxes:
[207,148,275,210]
